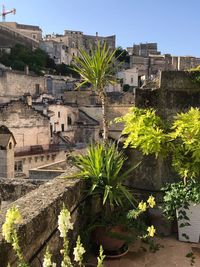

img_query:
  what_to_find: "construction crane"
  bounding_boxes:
[0,5,16,22]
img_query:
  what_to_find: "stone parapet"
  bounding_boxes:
[0,177,83,266]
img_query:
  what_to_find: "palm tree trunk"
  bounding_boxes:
[100,90,109,144]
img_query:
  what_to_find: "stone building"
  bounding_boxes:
[45,75,77,96]
[41,30,116,65]
[0,125,16,178]
[0,68,47,103]
[45,103,79,142]
[0,22,42,41]
[117,67,139,88]
[127,42,200,82]
[127,43,160,57]
[0,99,51,149]
[0,22,41,49]
[0,99,67,177]
[32,95,100,145]
[39,40,67,65]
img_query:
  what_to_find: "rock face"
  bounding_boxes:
[0,177,84,266]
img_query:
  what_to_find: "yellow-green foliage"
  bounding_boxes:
[116,107,200,181]
[115,107,167,157]
[170,107,200,179]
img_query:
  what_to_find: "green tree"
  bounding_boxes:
[72,42,117,143]
[0,44,57,75]
[115,47,130,63]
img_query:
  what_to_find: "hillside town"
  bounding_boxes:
[1,6,200,267]
[0,21,200,180]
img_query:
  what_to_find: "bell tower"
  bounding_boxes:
[0,125,16,178]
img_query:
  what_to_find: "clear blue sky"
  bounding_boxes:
[3,0,200,56]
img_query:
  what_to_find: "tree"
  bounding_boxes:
[115,47,130,63]
[72,42,117,143]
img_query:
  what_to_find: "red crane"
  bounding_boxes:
[0,5,16,22]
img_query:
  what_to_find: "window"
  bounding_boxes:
[61,124,65,132]
[131,77,134,84]
[50,124,53,137]
[35,84,40,95]
[58,111,61,118]
[67,115,72,126]
[15,161,23,172]
[9,142,12,149]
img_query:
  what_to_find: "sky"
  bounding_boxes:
[2,0,200,56]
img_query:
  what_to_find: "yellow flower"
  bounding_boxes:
[147,195,156,208]
[2,206,22,243]
[138,201,147,212]
[147,225,156,237]
[73,236,86,264]
[58,205,73,238]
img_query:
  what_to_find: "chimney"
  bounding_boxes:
[25,65,29,75]
[24,93,32,106]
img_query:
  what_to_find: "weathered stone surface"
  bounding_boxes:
[0,178,40,202]
[127,71,200,190]
[0,176,84,266]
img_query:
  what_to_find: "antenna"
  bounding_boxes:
[0,5,16,22]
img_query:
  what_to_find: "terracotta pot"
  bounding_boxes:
[93,225,126,252]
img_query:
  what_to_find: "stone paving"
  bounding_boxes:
[89,236,200,267]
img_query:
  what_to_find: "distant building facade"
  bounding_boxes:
[0,68,47,103]
[0,22,42,41]
[0,22,41,50]
[128,42,200,81]
[40,30,116,65]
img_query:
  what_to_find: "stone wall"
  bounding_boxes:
[63,90,100,106]
[0,70,46,103]
[0,179,40,203]
[0,177,84,266]
[15,150,66,178]
[128,71,200,190]
[0,23,39,49]
[63,90,135,106]
[0,100,51,148]
[159,71,200,119]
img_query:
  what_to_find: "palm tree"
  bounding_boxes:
[72,42,117,144]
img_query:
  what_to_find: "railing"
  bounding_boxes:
[14,144,70,157]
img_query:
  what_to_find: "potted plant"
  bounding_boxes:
[162,107,200,242]
[117,106,200,243]
[71,142,156,255]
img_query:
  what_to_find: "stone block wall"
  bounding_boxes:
[128,71,200,190]
[15,150,66,178]
[0,100,51,148]
[0,177,84,266]
[0,179,40,202]
[0,70,46,103]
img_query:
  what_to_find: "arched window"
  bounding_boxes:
[67,115,72,126]
[9,142,12,149]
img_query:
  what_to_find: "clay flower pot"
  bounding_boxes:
[93,225,127,252]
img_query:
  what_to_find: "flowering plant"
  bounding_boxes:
[2,205,105,267]
[126,195,156,240]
